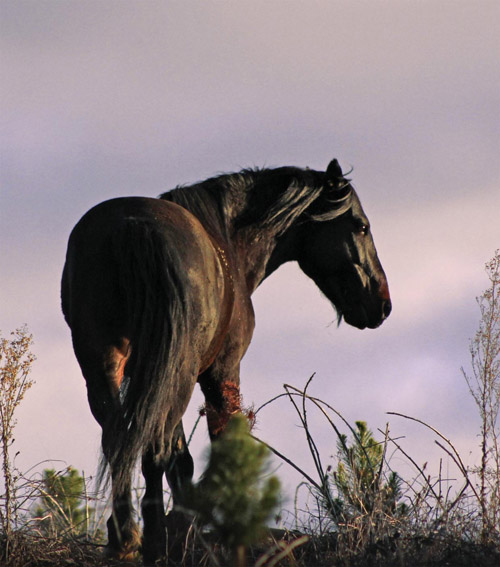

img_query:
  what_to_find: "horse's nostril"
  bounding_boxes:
[382,299,392,318]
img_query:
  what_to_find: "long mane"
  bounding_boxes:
[160,166,352,241]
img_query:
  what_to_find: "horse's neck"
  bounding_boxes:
[231,221,299,295]
[170,168,309,293]
[227,170,308,293]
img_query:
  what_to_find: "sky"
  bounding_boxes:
[1,0,499,516]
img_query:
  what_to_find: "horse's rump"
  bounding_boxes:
[62,197,228,493]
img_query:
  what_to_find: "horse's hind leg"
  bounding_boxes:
[165,421,194,503]
[141,446,167,564]
[105,462,140,559]
[103,433,141,560]
[72,337,140,559]
[141,422,194,564]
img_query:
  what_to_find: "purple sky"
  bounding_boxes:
[1,1,499,510]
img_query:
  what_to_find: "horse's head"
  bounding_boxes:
[297,159,391,329]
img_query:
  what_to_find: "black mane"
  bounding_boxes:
[160,166,352,242]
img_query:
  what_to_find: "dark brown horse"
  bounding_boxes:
[61,159,391,563]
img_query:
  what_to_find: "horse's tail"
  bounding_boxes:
[100,217,187,496]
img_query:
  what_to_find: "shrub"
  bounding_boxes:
[31,467,97,538]
[462,250,500,542]
[187,413,280,567]
[0,326,35,557]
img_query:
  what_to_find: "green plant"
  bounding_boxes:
[187,413,281,567]
[332,420,406,522]
[31,467,96,538]
[253,380,418,564]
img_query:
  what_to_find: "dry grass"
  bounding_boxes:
[1,376,499,566]
[2,525,499,567]
[0,530,112,567]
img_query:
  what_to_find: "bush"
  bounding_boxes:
[31,467,97,538]
[0,326,35,559]
[187,413,281,567]
[462,249,500,542]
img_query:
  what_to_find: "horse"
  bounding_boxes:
[61,158,391,564]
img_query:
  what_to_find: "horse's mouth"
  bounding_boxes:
[343,305,381,329]
[330,280,391,330]
[342,294,391,329]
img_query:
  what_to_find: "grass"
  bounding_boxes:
[1,378,499,566]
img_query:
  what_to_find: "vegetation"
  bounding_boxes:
[0,326,35,559]
[462,250,500,542]
[0,251,499,566]
[187,413,280,567]
[31,467,97,538]
[329,420,407,522]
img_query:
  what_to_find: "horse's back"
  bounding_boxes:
[65,196,205,253]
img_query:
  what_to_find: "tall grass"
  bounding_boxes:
[1,378,499,566]
[252,376,499,566]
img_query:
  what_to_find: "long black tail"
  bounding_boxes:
[101,217,187,496]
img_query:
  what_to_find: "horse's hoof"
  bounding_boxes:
[103,541,141,563]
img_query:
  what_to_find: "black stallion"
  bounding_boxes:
[61,159,391,563]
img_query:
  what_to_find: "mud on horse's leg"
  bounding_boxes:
[201,379,254,439]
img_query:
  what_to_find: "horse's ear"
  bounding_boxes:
[326,159,343,180]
